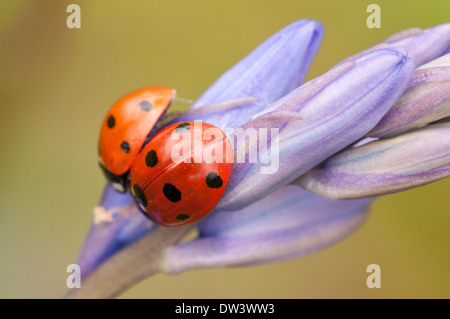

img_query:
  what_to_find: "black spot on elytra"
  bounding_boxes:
[163,183,181,202]
[175,122,190,134]
[176,214,189,221]
[107,115,115,128]
[145,150,158,167]
[133,184,148,207]
[206,172,223,189]
[120,141,130,153]
[140,100,153,111]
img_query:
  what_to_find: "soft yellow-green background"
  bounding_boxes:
[0,0,449,299]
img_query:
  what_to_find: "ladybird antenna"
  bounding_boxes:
[173,96,194,105]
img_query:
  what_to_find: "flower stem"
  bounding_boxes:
[63,224,195,299]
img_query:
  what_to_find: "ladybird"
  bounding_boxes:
[129,121,233,226]
[98,86,174,192]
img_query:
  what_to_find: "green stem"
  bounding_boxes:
[63,224,195,299]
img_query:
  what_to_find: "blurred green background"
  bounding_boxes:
[0,0,449,299]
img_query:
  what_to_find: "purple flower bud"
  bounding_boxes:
[217,47,414,210]
[338,23,450,67]
[177,20,324,130]
[369,53,450,138]
[299,120,450,199]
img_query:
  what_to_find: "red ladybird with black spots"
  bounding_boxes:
[98,86,174,192]
[129,121,233,226]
